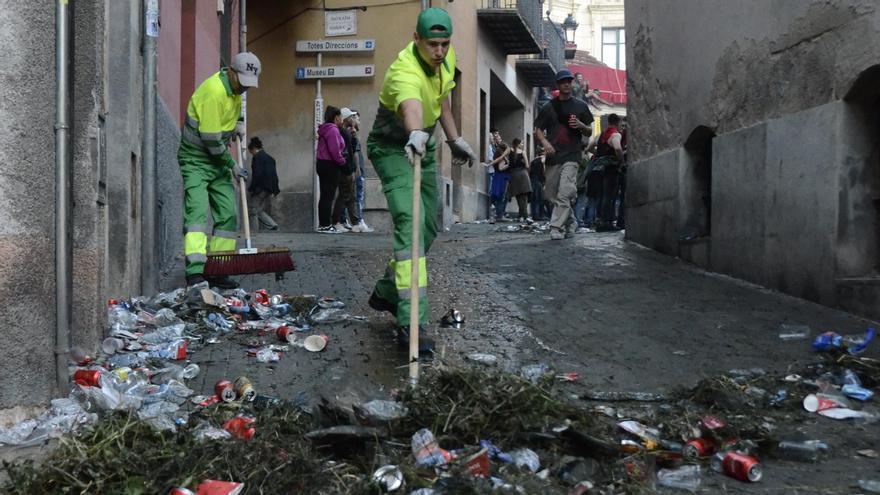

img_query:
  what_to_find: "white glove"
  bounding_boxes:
[233,164,249,180]
[405,130,430,165]
[234,121,246,139]
[447,137,478,168]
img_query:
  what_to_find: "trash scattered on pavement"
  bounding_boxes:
[812,328,875,355]
[440,307,466,327]
[778,323,811,341]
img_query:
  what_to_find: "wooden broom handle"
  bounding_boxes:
[409,153,421,386]
[235,137,252,249]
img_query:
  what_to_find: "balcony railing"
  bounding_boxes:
[477,0,542,55]
[515,18,565,87]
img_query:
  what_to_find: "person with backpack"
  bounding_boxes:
[593,113,625,231]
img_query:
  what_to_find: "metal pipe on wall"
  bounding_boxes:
[141,0,159,296]
[54,0,72,393]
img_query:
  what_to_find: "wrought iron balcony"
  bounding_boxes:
[477,0,542,55]
[515,19,565,87]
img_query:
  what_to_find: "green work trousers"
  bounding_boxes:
[367,138,438,326]
[178,146,238,276]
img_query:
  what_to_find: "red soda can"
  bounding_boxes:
[169,488,195,495]
[276,326,295,343]
[253,289,270,305]
[214,379,236,402]
[223,415,256,440]
[683,437,715,460]
[717,452,762,482]
[73,369,102,387]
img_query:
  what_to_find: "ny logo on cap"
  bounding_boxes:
[245,63,259,75]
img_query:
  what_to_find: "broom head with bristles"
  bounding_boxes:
[204,247,295,276]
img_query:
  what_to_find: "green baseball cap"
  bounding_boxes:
[416,7,453,39]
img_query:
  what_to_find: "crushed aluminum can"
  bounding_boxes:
[683,437,715,460]
[440,308,465,327]
[276,325,296,343]
[223,416,255,440]
[234,376,256,401]
[372,465,404,492]
[214,379,237,402]
[714,452,762,482]
[73,369,102,387]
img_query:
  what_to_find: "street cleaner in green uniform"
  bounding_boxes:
[178,52,261,289]
[367,8,478,351]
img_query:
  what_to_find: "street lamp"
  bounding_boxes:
[562,12,578,59]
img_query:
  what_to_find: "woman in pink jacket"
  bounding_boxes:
[316,106,346,233]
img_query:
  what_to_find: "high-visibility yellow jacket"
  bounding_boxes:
[179,70,241,168]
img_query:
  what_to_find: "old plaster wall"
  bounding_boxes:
[625,0,880,316]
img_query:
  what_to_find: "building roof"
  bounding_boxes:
[566,50,627,106]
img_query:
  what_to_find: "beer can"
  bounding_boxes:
[683,437,715,460]
[169,488,195,495]
[371,465,404,492]
[276,325,295,343]
[719,452,762,482]
[73,369,102,387]
[214,379,236,402]
[234,376,256,401]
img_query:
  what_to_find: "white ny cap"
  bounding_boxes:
[231,52,261,88]
[340,107,358,119]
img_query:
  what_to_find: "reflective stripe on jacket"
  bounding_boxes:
[180,70,241,167]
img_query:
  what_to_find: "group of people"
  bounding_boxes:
[487,69,627,238]
[485,130,533,223]
[175,8,626,351]
[316,106,374,234]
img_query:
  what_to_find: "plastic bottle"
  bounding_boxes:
[657,465,701,492]
[108,304,138,333]
[139,323,185,344]
[776,440,827,462]
[842,369,862,386]
[411,429,450,467]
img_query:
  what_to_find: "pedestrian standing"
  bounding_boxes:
[594,113,625,231]
[246,136,279,231]
[178,52,260,289]
[534,69,594,240]
[348,110,374,233]
[488,139,510,223]
[506,138,532,223]
[316,106,346,233]
[484,128,499,219]
[528,148,546,220]
[332,107,360,232]
[366,7,477,351]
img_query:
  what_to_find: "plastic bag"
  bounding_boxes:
[355,400,408,423]
[139,323,185,344]
[509,448,540,472]
[192,422,232,442]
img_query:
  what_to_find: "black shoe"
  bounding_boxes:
[185,274,206,286]
[396,325,435,353]
[205,275,239,290]
[368,290,396,314]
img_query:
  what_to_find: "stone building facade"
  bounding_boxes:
[625,0,880,320]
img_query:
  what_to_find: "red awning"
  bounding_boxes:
[566,63,627,106]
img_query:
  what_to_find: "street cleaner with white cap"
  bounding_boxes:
[178,52,261,289]
[366,8,478,351]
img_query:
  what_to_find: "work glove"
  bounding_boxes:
[234,121,246,139]
[447,137,478,168]
[405,130,430,166]
[233,164,249,181]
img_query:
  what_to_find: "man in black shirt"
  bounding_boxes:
[534,69,594,240]
[247,137,280,231]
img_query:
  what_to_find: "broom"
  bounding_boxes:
[203,138,295,278]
